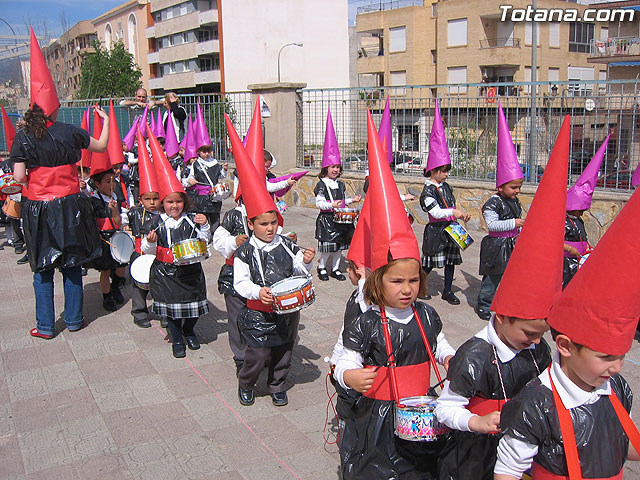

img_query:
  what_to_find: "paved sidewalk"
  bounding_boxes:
[1,202,640,479]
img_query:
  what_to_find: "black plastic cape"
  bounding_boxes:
[188,160,224,214]
[147,213,207,305]
[217,207,248,297]
[420,182,457,257]
[340,301,446,480]
[234,235,302,348]
[439,336,551,480]
[478,194,522,276]
[88,196,128,271]
[500,373,632,478]
[127,205,157,263]
[314,180,354,245]
[10,122,101,273]
[562,213,588,288]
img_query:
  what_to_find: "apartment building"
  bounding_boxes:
[93,0,153,92]
[145,0,220,94]
[44,21,97,100]
[356,0,601,95]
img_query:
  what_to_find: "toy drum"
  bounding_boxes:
[333,207,359,225]
[171,238,209,265]
[270,275,315,313]
[2,197,20,219]
[0,174,22,195]
[578,252,591,268]
[130,254,155,290]
[394,396,449,442]
[405,207,415,225]
[110,231,135,264]
[209,182,231,201]
[276,199,288,214]
[445,221,474,250]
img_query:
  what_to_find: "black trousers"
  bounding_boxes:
[238,342,294,393]
[131,284,149,322]
[224,293,246,362]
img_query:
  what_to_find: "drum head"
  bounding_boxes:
[400,396,436,408]
[130,254,155,284]
[1,184,21,194]
[271,276,309,295]
[110,232,135,264]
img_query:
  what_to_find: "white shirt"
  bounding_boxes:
[435,316,536,432]
[329,278,369,366]
[187,157,227,187]
[233,235,313,301]
[422,179,454,219]
[316,177,353,210]
[333,304,456,390]
[494,352,613,478]
[232,175,290,197]
[141,213,211,254]
[212,205,249,258]
[483,194,519,232]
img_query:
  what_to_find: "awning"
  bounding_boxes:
[622,5,640,10]
[610,61,640,66]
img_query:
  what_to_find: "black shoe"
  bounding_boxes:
[16,254,29,265]
[111,286,125,304]
[234,359,244,378]
[161,318,168,328]
[14,245,25,255]
[317,268,329,281]
[238,386,255,406]
[330,270,347,281]
[172,343,187,358]
[442,291,461,305]
[271,391,288,407]
[185,335,200,350]
[475,307,492,321]
[134,318,152,328]
[81,267,88,277]
[102,295,118,312]
[0,241,10,247]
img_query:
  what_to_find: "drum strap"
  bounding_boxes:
[165,215,197,247]
[197,159,217,187]
[118,177,129,209]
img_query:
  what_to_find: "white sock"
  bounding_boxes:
[331,252,343,272]
[318,252,330,270]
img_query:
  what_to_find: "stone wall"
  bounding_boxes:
[279,170,632,244]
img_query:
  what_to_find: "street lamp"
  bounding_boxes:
[277,42,303,83]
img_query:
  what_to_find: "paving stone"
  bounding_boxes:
[43,361,86,394]
[103,406,160,447]
[89,380,141,413]
[2,348,40,375]
[18,425,72,474]
[6,367,48,402]
[125,374,176,406]
[0,435,25,478]
[62,415,117,460]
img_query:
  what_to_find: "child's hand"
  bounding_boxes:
[79,179,86,189]
[188,178,197,186]
[259,286,273,305]
[404,193,415,201]
[468,411,501,434]
[515,218,524,228]
[331,200,343,208]
[235,234,248,246]
[287,177,297,186]
[344,367,378,393]
[355,266,367,280]
[194,213,208,225]
[147,230,158,243]
[286,231,298,243]
[108,199,118,211]
[352,195,362,203]
[303,246,315,264]
[444,355,454,372]
[453,209,470,222]
[565,245,581,257]
[222,162,228,171]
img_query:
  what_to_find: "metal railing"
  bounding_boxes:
[357,0,424,15]
[590,36,640,58]
[299,80,640,191]
[479,37,520,49]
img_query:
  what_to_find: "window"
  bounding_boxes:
[448,66,467,93]
[525,22,540,46]
[390,70,407,86]
[569,22,594,53]
[548,67,560,83]
[568,66,594,95]
[549,22,560,48]
[448,19,467,47]
[105,24,112,50]
[398,125,419,151]
[431,49,436,63]
[200,57,213,71]
[599,70,607,93]
[524,66,541,93]
[128,14,137,60]
[600,26,608,41]
[432,3,437,17]
[389,26,406,52]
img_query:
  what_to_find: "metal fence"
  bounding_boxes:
[51,92,254,163]
[300,80,640,190]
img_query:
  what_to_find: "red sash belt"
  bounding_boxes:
[96,217,117,232]
[363,361,431,402]
[247,299,273,313]
[24,164,80,200]
[531,463,622,480]
[156,246,174,264]
[467,396,507,434]
[134,237,142,254]
[225,252,235,266]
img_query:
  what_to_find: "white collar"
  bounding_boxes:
[92,190,117,202]
[321,177,339,188]
[540,352,612,409]
[160,212,187,228]
[474,316,535,363]
[197,157,218,167]
[425,179,442,187]
[372,304,414,324]
[249,234,282,251]
[144,208,160,216]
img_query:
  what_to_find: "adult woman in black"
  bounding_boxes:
[11,29,110,338]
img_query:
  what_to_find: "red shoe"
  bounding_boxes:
[30,328,53,339]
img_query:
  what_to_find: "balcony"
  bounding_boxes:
[199,9,217,25]
[479,37,520,49]
[158,42,197,64]
[162,71,196,90]
[357,0,424,14]
[194,70,221,85]
[149,77,164,90]
[145,25,155,39]
[155,11,200,38]
[588,36,640,63]
[197,39,219,55]
[147,51,159,64]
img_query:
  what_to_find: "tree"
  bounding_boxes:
[76,40,142,99]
